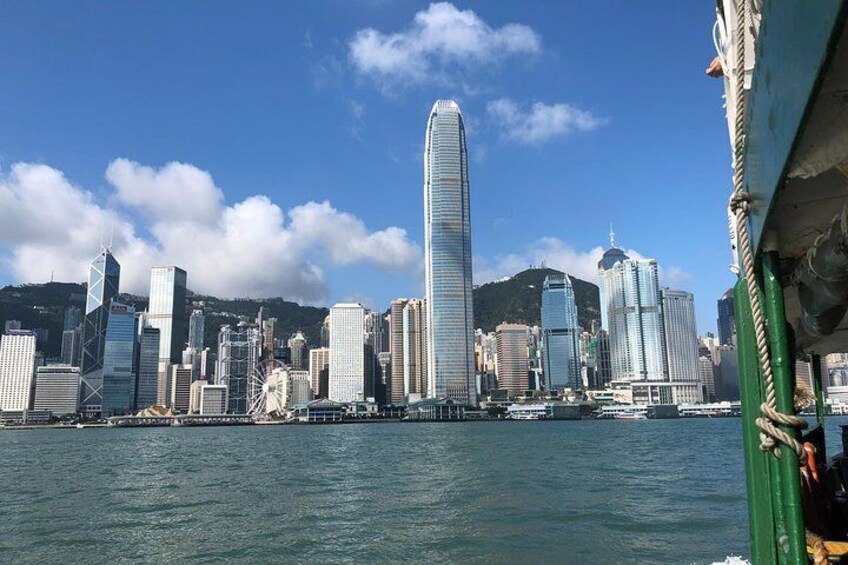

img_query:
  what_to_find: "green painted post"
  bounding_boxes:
[762,252,807,565]
[734,279,777,565]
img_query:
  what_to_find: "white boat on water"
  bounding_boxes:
[507,412,545,421]
[614,413,647,421]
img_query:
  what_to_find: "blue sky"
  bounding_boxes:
[0,1,732,333]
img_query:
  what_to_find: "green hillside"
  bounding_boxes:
[473,268,600,333]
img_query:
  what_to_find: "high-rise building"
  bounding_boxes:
[147,266,188,376]
[309,347,330,398]
[199,383,228,415]
[402,299,428,398]
[329,303,365,403]
[699,356,716,402]
[593,331,613,388]
[0,330,37,411]
[288,331,307,371]
[288,371,312,407]
[596,227,630,331]
[80,247,120,415]
[4,320,22,332]
[63,306,82,332]
[495,324,529,393]
[170,364,193,413]
[217,324,260,414]
[389,299,408,404]
[188,309,205,351]
[424,100,476,405]
[661,289,703,404]
[33,365,80,416]
[541,274,582,391]
[600,251,666,382]
[100,302,138,417]
[717,289,736,346]
[61,328,82,367]
[136,325,160,408]
[320,316,330,348]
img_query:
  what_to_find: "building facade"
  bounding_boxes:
[541,274,582,390]
[217,324,261,414]
[496,323,530,393]
[170,364,193,412]
[188,309,205,351]
[33,365,81,416]
[147,266,188,376]
[403,298,428,399]
[309,347,330,398]
[661,289,703,403]
[424,100,476,405]
[0,330,37,412]
[136,325,160,408]
[100,301,138,417]
[717,289,736,346]
[329,303,365,403]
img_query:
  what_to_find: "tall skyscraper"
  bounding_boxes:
[541,274,582,391]
[596,228,629,330]
[147,266,188,375]
[217,324,260,413]
[0,330,37,411]
[309,347,330,398]
[329,303,365,403]
[61,328,81,366]
[63,306,82,332]
[389,299,408,403]
[100,301,138,417]
[288,331,307,371]
[600,251,666,382]
[188,309,205,351]
[717,289,736,346]
[80,247,120,415]
[402,299,428,398]
[699,356,716,402]
[661,289,703,404]
[136,325,160,408]
[495,323,530,393]
[423,99,476,405]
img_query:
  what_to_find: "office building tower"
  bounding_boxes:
[402,299,428,398]
[136,326,160,408]
[661,289,703,404]
[596,227,630,330]
[199,383,228,415]
[320,316,330,348]
[309,347,330,398]
[4,320,22,332]
[188,309,205,351]
[713,345,740,401]
[147,266,188,374]
[61,328,82,366]
[63,306,82,332]
[170,364,193,412]
[189,379,205,414]
[288,331,307,371]
[199,347,214,380]
[699,356,716,402]
[217,324,260,413]
[33,365,80,416]
[594,331,612,388]
[377,351,391,404]
[0,330,37,411]
[541,274,582,391]
[80,247,120,415]
[600,250,666,382]
[329,303,365,403]
[496,324,530,393]
[424,100,476,405]
[717,289,736,346]
[288,371,312,407]
[100,302,138,417]
[389,299,408,403]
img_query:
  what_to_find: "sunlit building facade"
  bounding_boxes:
[541,274,582,390]
[100,301,138,417]
[147,266,188,375]
[423,100,476,405]
[329,303,365,403]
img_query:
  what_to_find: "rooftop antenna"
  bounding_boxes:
[609,223,616,248]
[107,221,114,251]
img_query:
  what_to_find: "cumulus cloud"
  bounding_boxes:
[0,160,422,305]
[474,237,691,290]
[486,98,605,144]
[349,2,540,89]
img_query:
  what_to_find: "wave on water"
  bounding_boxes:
[706,557,750,565]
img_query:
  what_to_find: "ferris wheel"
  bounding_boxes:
[247,359,289,417]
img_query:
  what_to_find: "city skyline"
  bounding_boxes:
[0,2,731,335]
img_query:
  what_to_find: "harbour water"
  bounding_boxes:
[3,417,845,564]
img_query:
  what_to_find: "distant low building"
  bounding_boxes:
[406,397,466,421]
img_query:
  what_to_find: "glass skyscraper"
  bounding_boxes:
[136,325,160,408]
[717,289,736,346]
[188,309,205,351]
[147,266,188,373]
[541,274,582,390]
[101,301,138,417]
[423,100,476,405]
[80,247,120,415]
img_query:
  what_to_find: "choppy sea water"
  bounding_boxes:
[2,417,846,564]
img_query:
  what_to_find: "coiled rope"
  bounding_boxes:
[729,0,807,459]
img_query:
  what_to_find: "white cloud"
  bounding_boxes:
[349,2,540,89]
[0,160,422,305]
[486,98,605,144]
[474,237,692,290]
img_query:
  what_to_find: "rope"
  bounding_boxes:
[806,530,829,565]
[730,0,807,458]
